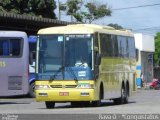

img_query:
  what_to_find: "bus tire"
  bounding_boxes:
[82,101,91,107]
[29,82,35,98]
[71,102,82,107]
[125,83,129,104]
[114,84,128,104]
[45,102,55,109]
[92,87,102,107]
[92,100,101,107]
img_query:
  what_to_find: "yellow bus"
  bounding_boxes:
[35,24,137,108]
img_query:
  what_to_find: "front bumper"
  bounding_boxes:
[35,88,96,102]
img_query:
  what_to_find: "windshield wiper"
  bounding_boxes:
[50,66,64,80]
[50,65,78,82]
[67,66,78,82]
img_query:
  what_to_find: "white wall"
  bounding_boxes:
[134,33,155,52]
[134,33,155,84]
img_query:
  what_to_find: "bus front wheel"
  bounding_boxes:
[92,100,101,107]
[45,102,55,109]
[92,87,102,107]
[29,82,35,98]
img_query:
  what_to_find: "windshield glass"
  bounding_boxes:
[38,35,63,73]
[37,34,93,80]
[65,34,92,68]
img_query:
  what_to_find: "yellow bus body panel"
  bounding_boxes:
[35,80,97,102]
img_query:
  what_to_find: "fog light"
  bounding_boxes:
[35,85,50,90]
[80,92,89,96]
[77,83,94,89]
[39,93,48,96]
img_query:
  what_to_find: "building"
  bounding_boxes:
[134,33,155,88]
[0,12,73,35]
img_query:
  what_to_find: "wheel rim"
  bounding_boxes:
[30,82,35,96]
[121,87,126,103]
[32,84,35,93]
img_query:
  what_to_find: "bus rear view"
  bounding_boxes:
[0,31,29,96]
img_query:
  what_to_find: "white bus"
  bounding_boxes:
[0,31,29,96]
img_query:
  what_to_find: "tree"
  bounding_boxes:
[66,0,82,22]
[60,0,112,23]
[108,23,123,30]
[85,2,111,23]
[0,0,57,19]
[28,0,57,18]
[154,32,160,66]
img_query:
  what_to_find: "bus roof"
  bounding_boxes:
[0,31,27,38]
[38,24,134,37]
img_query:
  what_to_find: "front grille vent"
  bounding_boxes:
[50,85,77,88]
[8,76,22,90]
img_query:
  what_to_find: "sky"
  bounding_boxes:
[55,0,160,36]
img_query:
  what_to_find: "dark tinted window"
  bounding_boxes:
[99,34,135,58]
[128,37,136,58]
[112,35,118,57]
[29,42,36,60]
[94,33,99,48]
[117,36,128,58]
[100,34,112,57]
[0,38,22,57]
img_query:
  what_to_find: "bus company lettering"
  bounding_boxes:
[99,114,117,120]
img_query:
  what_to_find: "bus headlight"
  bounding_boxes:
[77,83,94,89]
[35,85,50,90]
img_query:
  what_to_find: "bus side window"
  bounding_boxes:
[100,34,112,57]
[112,35,118,57]
[10,39,22,56]
[94,33,100,65]
[136,48,139,61]
[29,52,33,65]
[94,32,99,50]
[2,41,9,56]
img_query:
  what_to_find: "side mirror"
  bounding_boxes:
[94,46,99,52]
[29,52,33,65]
[94,46,101,65]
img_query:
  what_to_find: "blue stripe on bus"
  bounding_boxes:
[136,65,142,70]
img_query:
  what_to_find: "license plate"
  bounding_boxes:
[59,92,69,96]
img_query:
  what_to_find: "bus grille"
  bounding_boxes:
[50,85,77,88]
[8,76,22,90]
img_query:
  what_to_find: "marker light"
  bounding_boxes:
[77,83,94,89]
[35,85,50,90]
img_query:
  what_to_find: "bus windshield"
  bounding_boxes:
[65,34,92,68]
[37,34,93,80]
[38,35,63,73]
